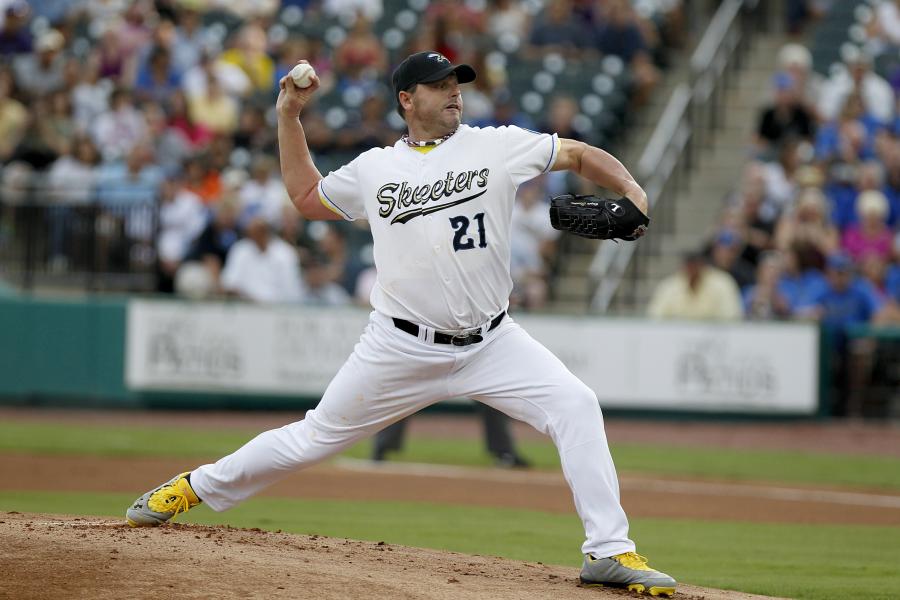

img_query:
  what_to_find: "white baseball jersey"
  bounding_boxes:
[318,124,560,331]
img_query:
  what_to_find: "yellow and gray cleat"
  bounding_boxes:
[125,472,201,527]
[580,552,676,597]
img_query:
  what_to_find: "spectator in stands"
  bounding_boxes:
[819,47,894,125]
[12,28,66,99]
[170,4,206,75]
[116,0,155,73]
[91,87,147,163]
[814,92,881,164]
[882,255,900,319]
[528,0,593,57]
[731,168,777,266]
[488,0,531,40]
[774,186,839,260]
[742,251,793,320]
[184,199,239,287]
[11,98,62,169]
[46,134,101,205]
[298,102,337,155]
[776,43,823,119]
[510,178,559,310]
[859,252,896,304]
[70,52,111,135]
[39,90,76,159]
[708,229,756,289]
[797,252,884,416]
[44,134,102,270]
[238,154,288,229]
[94,25,131,84]
[139,103,187,177]
[221,24,275,93]
[830,161,887,231]
[134,46,183,105]
[876,137,900,226]
[182,154,223,205]
[221,215,305,303]
[188,71,239,136]
[476,88,533,129]
[594,0,659,104]
[756,72,815,155]
[302,255,352,306]
[95,142,162,227]
[232,104,277,155]
[324,0,383,22]
[423,0,485,63]
[310,224,364,295]
[778,243,827,307]
[273,37,335,98]
[183,49,252,101]
[0,66,27,162]
[156,176,207,293]
[539,95,584,142]
[647,250,743,320]
[456,51,499,126]
[0,1,32,56]
[333,17,387,92]
[842,190,894,262]
[761,139,802,217]
[335,93,397,152]
[786,0,832,36]
[865,0,900,57]
[798,252,883,326]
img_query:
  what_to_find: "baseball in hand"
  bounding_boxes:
[290,63,316,88]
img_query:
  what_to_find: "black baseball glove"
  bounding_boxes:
[549,194,649,241]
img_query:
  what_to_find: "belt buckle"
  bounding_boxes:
[450,327,483,346]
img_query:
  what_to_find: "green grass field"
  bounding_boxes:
[3,420,900,599]
[3,421,900,490]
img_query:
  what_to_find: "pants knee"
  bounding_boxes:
[552,381,604,443]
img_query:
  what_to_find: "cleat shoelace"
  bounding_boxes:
[147,481,194,521]
[613,552,653,571]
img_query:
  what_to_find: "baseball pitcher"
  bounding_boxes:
[125,51,675,596]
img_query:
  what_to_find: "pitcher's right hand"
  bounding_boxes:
[276,60,321,119]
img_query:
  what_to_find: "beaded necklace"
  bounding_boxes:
[401,127,458,148]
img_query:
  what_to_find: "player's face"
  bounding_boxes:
[410,73,463,132]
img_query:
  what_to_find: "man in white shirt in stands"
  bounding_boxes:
[220,215,305,303]
[647,250,743,320]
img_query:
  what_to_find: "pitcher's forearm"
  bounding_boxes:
[554,139,647,213]
[278,115,322,205]
[578,146,645,211]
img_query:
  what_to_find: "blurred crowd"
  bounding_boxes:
[0,0,684,311]
[647,6,900,414]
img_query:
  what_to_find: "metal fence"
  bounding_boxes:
[0,181,159,292]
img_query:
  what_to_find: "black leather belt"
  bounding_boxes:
[392,312,506,346]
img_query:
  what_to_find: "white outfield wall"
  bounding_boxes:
[126,301,820,415]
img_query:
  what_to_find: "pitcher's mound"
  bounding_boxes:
[1,512,781,599]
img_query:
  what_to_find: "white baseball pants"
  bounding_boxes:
[190,311,635,559]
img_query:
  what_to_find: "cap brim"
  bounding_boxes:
[419,64,476,85]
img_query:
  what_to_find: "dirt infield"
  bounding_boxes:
[0,512,786,600]
[3,409,900,598]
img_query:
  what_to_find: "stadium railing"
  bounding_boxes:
[587,0,767,312]
[0,181,158,293]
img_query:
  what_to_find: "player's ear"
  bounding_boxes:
[399,90,414,114]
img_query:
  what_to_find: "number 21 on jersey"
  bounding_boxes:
[449,212,487,251]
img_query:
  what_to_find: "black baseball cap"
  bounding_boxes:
[391,51,476,100]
